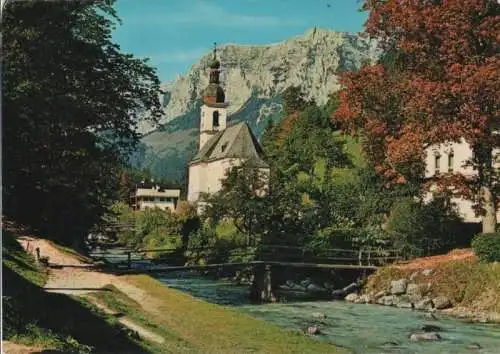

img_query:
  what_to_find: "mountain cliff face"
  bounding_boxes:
[134,28,379,182]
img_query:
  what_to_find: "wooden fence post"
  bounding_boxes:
[127,251,131,269]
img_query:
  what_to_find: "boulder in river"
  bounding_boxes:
[377,295,397,306]
[421,268,434,276]
[409,332,441,342]
[432,296,452,309]
[307,326,320,335]
[391,279,408,295]
[406,283,420,296]
[421,324,442,332]
[345,293,359,302]
[307,283,325,293]
[414,298,433,311]
[374,290,388,300]
[466,343,482,350]
[396,301,413,309]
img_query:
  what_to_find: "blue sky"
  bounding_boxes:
[112,0,368,82]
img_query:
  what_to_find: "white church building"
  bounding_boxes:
[187,45,269,211]
[424,139,500,223]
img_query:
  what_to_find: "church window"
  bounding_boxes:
[213,111,220,127]
[434,154,441,174]
[448,152,454,172]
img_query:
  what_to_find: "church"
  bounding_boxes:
[187,45,269,211]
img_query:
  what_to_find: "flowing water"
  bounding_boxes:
[157,271,500,354]
[92,250,500,353]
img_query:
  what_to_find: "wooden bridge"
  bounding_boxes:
[91,245,401,302]
[91,244,401,271]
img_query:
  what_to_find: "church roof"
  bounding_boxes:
[190,122,269,168]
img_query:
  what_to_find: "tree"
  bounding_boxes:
[335,0,500,233]
[2,0,162,243]
[202,163,270,246]
[282,85,309,115]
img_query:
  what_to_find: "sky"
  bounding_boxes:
[112,0,368,83]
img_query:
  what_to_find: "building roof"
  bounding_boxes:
[190,121,269,168]
[135,188,181,198]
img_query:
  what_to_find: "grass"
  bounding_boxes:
[52,242,93,263]
[2,229,151,353]
[365,256,500,314]
[86,285,197,353]
[120,274,345,354]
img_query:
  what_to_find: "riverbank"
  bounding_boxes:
[2,224,346,353]
[354,249,500,323]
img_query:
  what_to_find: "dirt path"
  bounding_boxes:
[14,236,165,349]
[2,341,44,354]
[393,248,475,271]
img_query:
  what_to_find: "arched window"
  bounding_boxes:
[213,111,220,128]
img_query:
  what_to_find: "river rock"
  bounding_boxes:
[307,283,325,293]
[311,312,327,320]
[414,298,433,311]
[391,279,408,295]
[421,324,442,332]
[432,296,452,309]
[345,293,359,302]
[377,295,397,306]
[374,290,388,300]
[409,271,419,281]
[406,283,420,296]
[466,343,482,350]
[307,326,320,335]
[358,294,373,304]
[397,301,413,309]
[285,280,296,288]
[409,332,441,342]
[422,268,434,276]
[300,279,312,288]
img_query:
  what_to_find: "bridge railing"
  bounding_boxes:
[91,244,401,269]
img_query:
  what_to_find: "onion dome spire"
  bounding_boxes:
[203,42,226,106]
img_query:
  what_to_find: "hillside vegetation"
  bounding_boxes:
[365,250,500,319]
[2,228,148,353]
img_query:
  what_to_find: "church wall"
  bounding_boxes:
[187,158,244,204]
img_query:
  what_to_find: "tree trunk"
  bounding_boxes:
[481,185,497,233]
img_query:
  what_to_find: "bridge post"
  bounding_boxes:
[250,264,276,303]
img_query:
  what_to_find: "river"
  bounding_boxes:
[157,271,500,354]
[92,249,500,353]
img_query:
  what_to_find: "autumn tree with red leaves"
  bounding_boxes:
[334,0,500,233]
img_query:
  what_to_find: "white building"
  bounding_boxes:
[187,45,269,212]
[424,139,500,223]
[132,183,180,212]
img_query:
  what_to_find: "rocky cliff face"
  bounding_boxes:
[139,28,378,134]
[135,28,379,181]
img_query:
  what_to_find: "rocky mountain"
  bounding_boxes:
[133,28,379,182]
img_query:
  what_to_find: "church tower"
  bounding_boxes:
[199,43,228,150]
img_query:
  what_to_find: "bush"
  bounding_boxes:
[385,197,463,259]
[472,233,500,263]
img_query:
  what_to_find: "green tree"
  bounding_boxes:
[2,0,162,243]
[202,163,270,246]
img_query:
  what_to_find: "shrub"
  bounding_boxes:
[385,197,463,259]
[471,232,500,263]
